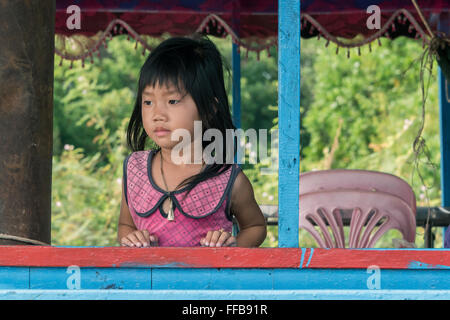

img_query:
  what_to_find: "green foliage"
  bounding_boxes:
[301,37,440,180]
[53,36,145,162]
[52,147,121,246]
[52,35,443,248]
[252,37,442,248]
[52,35,146,245]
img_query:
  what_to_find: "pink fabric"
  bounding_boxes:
[124,150,236,247]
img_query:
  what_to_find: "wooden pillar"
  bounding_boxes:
[278,0,301,247]
[0,1,55,245]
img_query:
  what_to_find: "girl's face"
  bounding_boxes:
[141,83,201,150]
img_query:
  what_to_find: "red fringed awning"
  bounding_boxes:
[54,0,449,64]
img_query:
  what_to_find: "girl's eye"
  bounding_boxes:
[168,99,180,105]
[143,100,152,106]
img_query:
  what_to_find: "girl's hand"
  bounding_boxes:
[120,230,158,247]
[200,229,236,247]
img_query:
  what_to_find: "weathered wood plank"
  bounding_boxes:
[273,268,450,290]
[2,266,450,292]
[1,289,450,300]
[1,247,449,269]
[152,269,273,290]
[0,246,301,268]
[278,0,301,247]
[304,248,450,269]
[29,267,151,290]
[0,267,29,289]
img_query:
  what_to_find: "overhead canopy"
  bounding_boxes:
[55,0,449,63]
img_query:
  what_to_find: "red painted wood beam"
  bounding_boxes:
[0,246,300,268]
[304,249,450,269]
[1,246,450,269]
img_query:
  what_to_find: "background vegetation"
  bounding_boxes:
[52,34,443,248]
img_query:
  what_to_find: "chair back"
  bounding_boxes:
[299,170,416,248]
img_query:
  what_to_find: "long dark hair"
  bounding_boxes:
[126,35,236,191]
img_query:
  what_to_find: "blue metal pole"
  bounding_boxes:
[438,17,450,248]
[278,0,301,247]
[438,66,450,247]
[231,0,242,237]
[232,42,241,130]
[231,0,241,131]
[231,44,241,236]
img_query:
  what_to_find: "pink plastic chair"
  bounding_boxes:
[299,169,416,248]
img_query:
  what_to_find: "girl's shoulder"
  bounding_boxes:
[122,150,156,180]
[130,149,154,158]
[228,167,261,211]
[124,149,155,163]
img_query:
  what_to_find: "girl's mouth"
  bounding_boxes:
[154,127,171,137]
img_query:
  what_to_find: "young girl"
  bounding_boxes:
[117,36,267,247]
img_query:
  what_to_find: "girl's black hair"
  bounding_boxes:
[126,35,236,192]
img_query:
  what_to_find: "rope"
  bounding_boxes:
[0,233,50,246]
[409,0,450,244]
[411,0,434,38]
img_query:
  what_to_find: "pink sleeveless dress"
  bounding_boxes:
[123,150,239,247]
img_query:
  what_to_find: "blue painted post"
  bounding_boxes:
[438,17,450,248]
[231,0,241,130]
[444,227,448,247]
[278,0,301,247]
[232,43,241,130]
[232,44,241,237]
[231,2,241,237]
[439,66,450,247]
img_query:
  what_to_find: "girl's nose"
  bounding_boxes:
[152,101,167,121]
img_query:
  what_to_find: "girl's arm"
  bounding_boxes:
[117,183,157,247]
[117,183,137,243]
[230,171,267,247]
